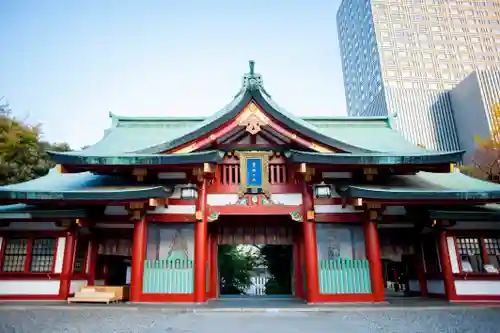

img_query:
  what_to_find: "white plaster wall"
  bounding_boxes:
[53,237,66,273]
[70,280,88,294]
[447,236,460,273]
[427,280,445,294]
[314,205,357,213]
[206,193,303,206]
[148,205,196,214]
[207,194,239,205]
[455,280,500,295]
[409,280,421,292]
[271,193,302,205]
[0,281,60,295]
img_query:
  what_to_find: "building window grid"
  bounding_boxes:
[1,238,57,273]
[456,237,500,273]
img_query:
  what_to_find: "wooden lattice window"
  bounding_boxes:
[269,165,288,184]
[29,239,56,272]
[484,238,500,271]
[73,239,88,274]
[2,239,28,272]
[456,237,483,272]
[220,165,240,185]
[1,238,57,273]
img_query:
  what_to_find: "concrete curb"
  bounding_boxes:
[0,305,498,312]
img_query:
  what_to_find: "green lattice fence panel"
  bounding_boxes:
[318,259,371,294]
[143,259,194,294]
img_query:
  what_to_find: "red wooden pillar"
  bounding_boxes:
[208,229,218,299]
[59,229,76,299]
[293,229,304,298]
[437,229,456,301]
[130,217,147,302]
[194,179,208,303]
[86,237,99,286]
[364,220,384,302]
[301,180,320,303]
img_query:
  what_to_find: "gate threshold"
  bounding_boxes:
[210,297,306,308]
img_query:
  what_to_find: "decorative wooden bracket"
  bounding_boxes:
[192,167,204,183]
[298,163,315,182]
[290,207,303,222]
[56,219,76,228]
[127,201,146,221]
[132,168,147,181]
[148,198,166,210]
[363,168,378,181]
[237,102,270,134]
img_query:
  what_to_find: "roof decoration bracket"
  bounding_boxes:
[363,167,378,181]
[298,163,315,182]
[237,101,270,135]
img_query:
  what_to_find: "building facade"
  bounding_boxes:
[450,69,500,163]
[1,63,500,304]
[337,0,500,151]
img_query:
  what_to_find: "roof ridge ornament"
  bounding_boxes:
[242,60,263,91]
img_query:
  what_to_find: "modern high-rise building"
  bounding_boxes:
[450,69,500,162]
[336,0,500,151]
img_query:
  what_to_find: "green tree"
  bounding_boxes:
[461,102,500,183]
[0,99,71,185]
[260,245,293,295]
[218,245,256,295]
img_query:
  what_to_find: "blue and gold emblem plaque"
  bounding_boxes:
[235,151,273,196]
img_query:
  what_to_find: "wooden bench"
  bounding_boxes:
[67,285,129,304]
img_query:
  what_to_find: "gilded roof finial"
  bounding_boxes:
[249,60,255,76]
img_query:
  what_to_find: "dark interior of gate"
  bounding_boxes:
[209,215,301,299]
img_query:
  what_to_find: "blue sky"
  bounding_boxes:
[0,0,345,149]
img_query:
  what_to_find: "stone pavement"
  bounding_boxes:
[1,305,500,333]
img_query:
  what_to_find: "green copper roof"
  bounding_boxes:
[48,150,224,166]
[344,171,500,201]
[0,169,173,202]
[0,203,87,219]
[429,204,500,221]
[287,149,463,165]
[65,61,431,157]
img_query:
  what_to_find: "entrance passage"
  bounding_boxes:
[210,215,299,298]
[218,244,293,297]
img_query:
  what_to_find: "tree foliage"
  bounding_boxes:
[260,245,293,295]
[462,102,500,183]
[217,245,257,295]
[0,98,71,185]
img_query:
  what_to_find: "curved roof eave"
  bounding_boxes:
[134,91,252,154]
[133,88,379,155]
[346,187,500,201]
[287,149,465,165]
[343,171,500,202]
[47,150,224,166]
[0,186,172,202]
[0,168,174,203]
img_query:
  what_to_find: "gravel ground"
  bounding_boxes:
[0,307,499,333]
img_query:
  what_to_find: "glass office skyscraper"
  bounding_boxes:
[337,0,500,151]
